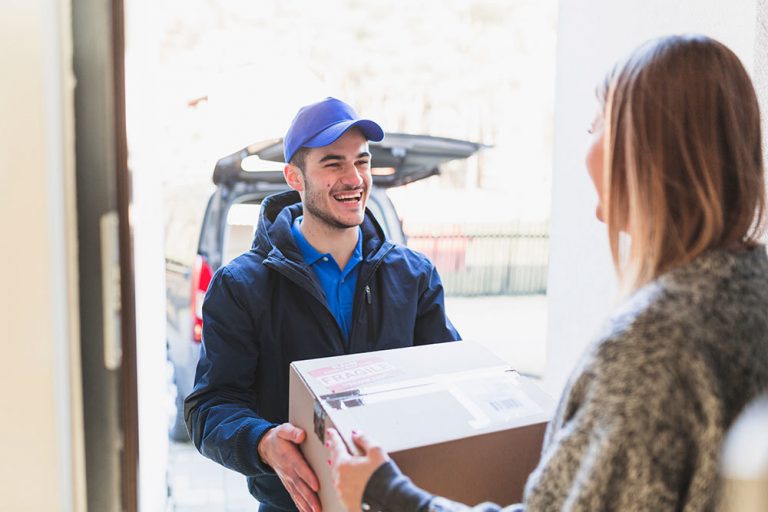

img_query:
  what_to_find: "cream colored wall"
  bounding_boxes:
[545,0,759,395]
[0,0,84,510]
[757,0,768,175]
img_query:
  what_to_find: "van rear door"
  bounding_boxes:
[212,133,486,188]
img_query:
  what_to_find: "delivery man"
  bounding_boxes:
[185,97,460,512]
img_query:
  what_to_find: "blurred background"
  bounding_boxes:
[144,0,556,203]
[136,3,557,508]
[4,0,767,510]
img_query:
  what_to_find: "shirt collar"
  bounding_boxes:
[291,216,364,272]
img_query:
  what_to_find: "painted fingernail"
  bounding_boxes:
[325,440,330,447]
[351,429,357,435]
[327,459,332,466]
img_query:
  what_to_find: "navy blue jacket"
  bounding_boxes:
[185,191,460,511]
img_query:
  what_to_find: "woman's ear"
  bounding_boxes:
[283,163,304,192]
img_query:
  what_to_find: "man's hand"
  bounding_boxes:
[326,429,389,511]
[258,423,321,512]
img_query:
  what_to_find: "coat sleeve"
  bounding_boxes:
[413,262,461,344]
[362,461,523,512]
[184,266,279,477]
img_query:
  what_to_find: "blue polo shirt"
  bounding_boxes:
[291,216,363,343]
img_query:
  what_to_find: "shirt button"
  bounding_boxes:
[362,503,371,511]
[323,257,329,262]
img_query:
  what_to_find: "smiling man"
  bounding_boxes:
[185,97,460,512]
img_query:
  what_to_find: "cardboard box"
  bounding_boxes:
[288,341,554,511]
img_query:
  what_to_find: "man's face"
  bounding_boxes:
[293,129,372,230]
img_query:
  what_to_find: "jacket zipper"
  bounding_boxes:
[268,243,393,354]
[348,246,392,350]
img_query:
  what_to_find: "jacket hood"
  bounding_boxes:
[251,190,391,260]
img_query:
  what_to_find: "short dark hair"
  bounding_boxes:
[289,147,310,172]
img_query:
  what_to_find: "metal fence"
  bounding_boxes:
[405,221,549,296]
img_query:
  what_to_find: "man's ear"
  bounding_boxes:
[283,163,304,192]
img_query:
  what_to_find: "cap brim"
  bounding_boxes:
[303,119,384,148]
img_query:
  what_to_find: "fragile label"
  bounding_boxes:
[309,357,400,393]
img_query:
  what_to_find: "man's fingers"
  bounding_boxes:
[284,478,310,512]
[295,457,320,492]
[277,423,306,444]
[288,475,320,512]
[287,490,307,512]
[269,426,319,511]
[281,438,319,493]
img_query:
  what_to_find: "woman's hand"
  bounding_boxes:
[326,429,390,511]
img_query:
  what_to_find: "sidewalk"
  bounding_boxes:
[445,294,546,376]
[168,440,257,511]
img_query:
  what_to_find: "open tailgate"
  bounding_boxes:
[212,133,486,188]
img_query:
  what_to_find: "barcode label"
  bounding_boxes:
[489,398,521,411]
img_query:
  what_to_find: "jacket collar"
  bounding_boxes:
[252,190,392,263]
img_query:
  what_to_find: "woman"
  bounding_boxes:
[325,34,768,511]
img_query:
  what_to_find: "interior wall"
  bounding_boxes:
[545,0,759,395]
[0,0,84,510]
[757,0,768,176]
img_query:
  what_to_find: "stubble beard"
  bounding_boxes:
[303,178,366,230]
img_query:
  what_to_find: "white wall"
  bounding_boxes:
[0,0,85,510]
[757,0,768,174]
[123,2,172,510]
[545,0,759,395]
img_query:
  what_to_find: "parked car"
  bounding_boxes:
[164,133,483,440]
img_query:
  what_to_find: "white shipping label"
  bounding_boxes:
[450,373,543,428]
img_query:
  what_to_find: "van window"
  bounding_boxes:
[164,184,214,267]
[223,203,261,265]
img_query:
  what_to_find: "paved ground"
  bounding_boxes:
[168,440,257,511]
[167,294,547,511]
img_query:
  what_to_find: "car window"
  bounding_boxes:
[164,183,215,267]
[223,202,261,265]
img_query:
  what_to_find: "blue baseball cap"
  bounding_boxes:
[284,97,384,163]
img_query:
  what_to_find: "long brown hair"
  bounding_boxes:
[600,34,765,293]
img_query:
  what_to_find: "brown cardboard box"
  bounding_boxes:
[288,341,554,511]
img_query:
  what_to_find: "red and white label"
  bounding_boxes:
[309,357,400,393]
